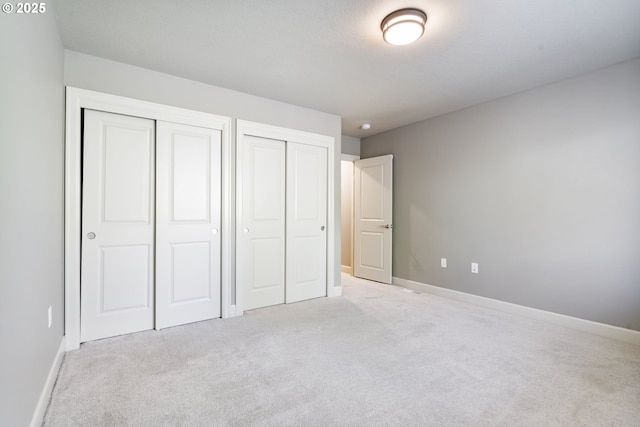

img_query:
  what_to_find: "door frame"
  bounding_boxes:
[235,120,338,315]
[64,87,233,350]
[340,154,359,275]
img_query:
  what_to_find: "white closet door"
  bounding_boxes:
[155,121,222,329]
[81,110,155,342]
[238,135,286,310]
[286,142,328,303]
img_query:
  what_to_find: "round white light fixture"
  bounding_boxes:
[360,123,371,130]
[381,8,427,46]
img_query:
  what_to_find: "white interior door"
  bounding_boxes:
[81,110,155,342]
[286,142,327,303]
[354,155,393,284]
[238,135,286,310]
[155,121,221,329]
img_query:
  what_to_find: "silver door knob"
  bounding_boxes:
[379,224,392,229]
[212,229,218,235]
[321,226,325,231]
[243,228,250,234]
[87,232,96,240]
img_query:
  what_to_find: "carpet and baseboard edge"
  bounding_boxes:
[392,277,640,346]
[30,337,65,427]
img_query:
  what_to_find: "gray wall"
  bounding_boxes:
[341,135,361,156]
[64,50,343,291]
[362,59,640,331]
[0,8,65,426]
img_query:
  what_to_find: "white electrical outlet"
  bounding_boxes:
[48,306,52,328]
[441,258,447,268]
[471,263,479,274]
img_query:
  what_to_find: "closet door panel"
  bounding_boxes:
[286,142,328,303]
[239,135,286,310]
[81,110,155,342]
[156,121,221,329]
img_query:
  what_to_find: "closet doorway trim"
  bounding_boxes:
[64,87,234,350]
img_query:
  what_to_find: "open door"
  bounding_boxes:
[354,155,393,284]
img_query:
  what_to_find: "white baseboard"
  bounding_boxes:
[227,304,244,318]
[393,277,640,346]
[227,304,238,318]
[328,285,343,297]
[340,265,353,275]
[30,338,65,427]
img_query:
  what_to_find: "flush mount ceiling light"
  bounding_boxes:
[381,8,427,46]
[360,123,372,130]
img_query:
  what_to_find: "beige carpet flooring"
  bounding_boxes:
[44,274,640,426]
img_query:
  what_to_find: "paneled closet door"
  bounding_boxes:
[239,135,286,310]
[156,122,222,329]
[286,142,328,303]
[81,110,155,343]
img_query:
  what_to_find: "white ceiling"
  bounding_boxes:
[52,0,640,138]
